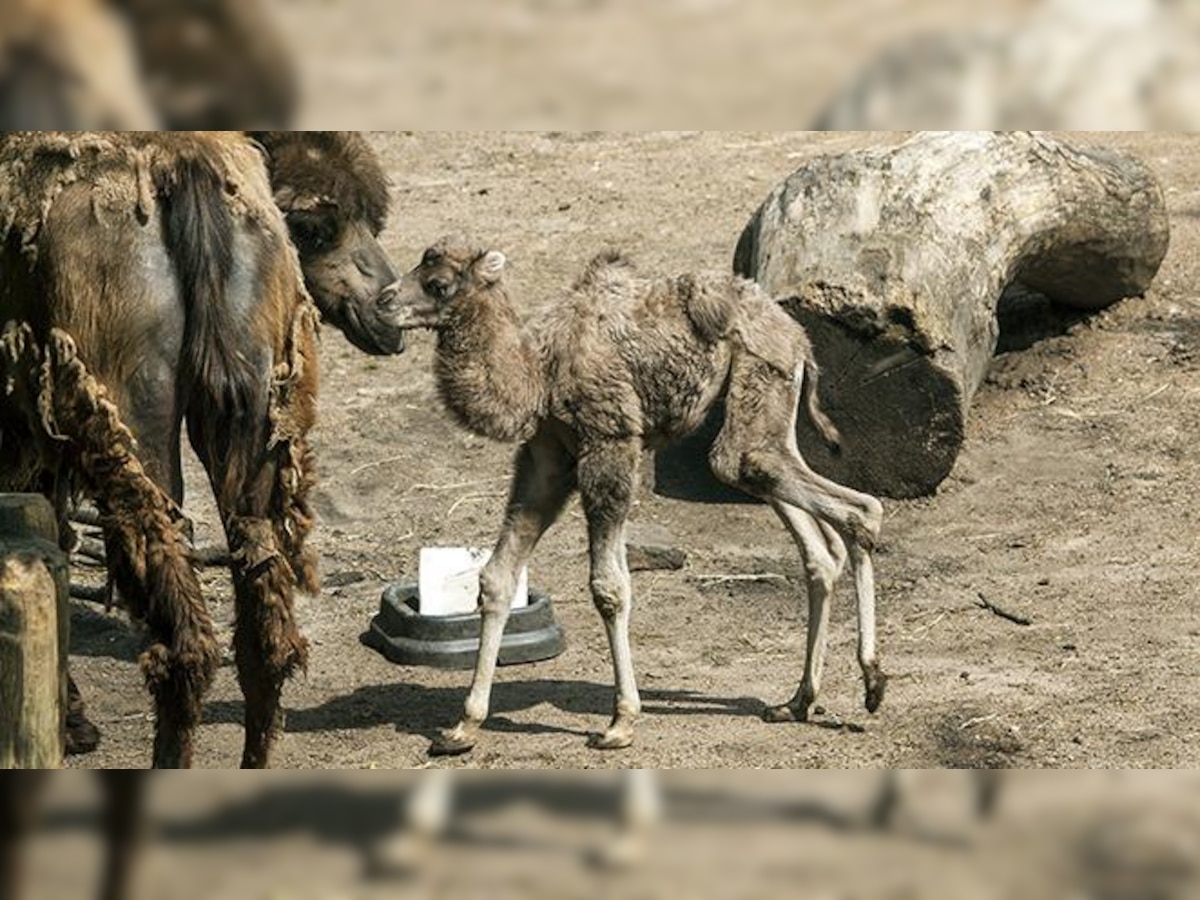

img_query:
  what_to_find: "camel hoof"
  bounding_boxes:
[864,667,888,714]
[428,731,475,757]
[588,730,633,751]
[762,703,808,724]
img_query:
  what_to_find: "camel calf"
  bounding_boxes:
[376,238,886,757]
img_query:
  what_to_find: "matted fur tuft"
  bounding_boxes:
[250,131,390,233]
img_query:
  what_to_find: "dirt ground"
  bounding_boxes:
[62,130,1200,772]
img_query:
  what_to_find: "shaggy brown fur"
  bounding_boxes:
[382,237,886,757]
[0,131,319,768]
[251,132,405,356]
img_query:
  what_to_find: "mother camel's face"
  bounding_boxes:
[285,201,406,356]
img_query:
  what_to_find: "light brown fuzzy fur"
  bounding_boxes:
[387,238,886,758]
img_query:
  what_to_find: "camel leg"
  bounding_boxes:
[187,441,308,769]
[761,502,841,723]
[849,539,886,713]
[1,325,218,767]
[186,386,313,768]
[712,357,886,719]
[431,431,577,756]
[64,671,102,756]
[577,440,641,751]
[765,462,885,715]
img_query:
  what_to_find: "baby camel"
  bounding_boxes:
[380,237,887,756]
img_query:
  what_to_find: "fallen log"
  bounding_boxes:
[0,494,69,768]
[730,131,1169,498]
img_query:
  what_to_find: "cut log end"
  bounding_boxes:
[731,132,1168,498]
[787,301,964,498]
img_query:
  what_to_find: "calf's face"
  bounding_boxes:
[377,239,507,332]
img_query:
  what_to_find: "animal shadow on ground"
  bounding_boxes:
[36,778,935,879]
[203,680,770,743]
[68,603,142,663]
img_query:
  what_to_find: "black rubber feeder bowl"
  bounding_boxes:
[361,581,566,669]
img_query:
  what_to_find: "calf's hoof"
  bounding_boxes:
[429,729,476,757]
[587,729,634,751]
[762,701,810,724]
[864,665,888,713]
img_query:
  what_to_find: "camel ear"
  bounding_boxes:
[476,250,507,283]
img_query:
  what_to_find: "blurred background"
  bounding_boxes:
[3,0,1200,129]
[6,771,1200,899]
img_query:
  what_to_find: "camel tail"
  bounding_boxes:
[802,357,842,455]
[158,153,259,416]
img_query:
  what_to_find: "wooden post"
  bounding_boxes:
[0,494,69,768]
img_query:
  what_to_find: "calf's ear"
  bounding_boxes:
[476,250,507,284]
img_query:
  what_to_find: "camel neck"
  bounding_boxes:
[434,286,544,443]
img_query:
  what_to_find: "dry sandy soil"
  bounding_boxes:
[63,131,1200,773]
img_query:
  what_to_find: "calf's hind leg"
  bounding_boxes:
[710,356,886,722]
[579,439,642,750]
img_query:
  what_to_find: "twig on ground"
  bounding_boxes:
[692,572,789,585]
[974,591,1032,626]
[446,492,507,517]
[908,611,948,637]
[350,454,409,477]
[407,476,508,495]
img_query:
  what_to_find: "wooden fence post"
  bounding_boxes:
[0,494,69,768]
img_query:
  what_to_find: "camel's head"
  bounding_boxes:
[284,199,407,355]
[377,237,507,331]
[254,132,406,356]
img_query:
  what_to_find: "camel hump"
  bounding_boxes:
[677,272,752,344]
[573,250,635,292]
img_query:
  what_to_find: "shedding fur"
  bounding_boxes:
[0,131,321,769]
[1,324,220,767]
[383,238,886,759]
[251,131,390,233]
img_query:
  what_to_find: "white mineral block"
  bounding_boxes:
[417,547,528,616]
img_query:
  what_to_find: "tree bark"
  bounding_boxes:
[731,131,1169,498]
[0,494,69,768]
